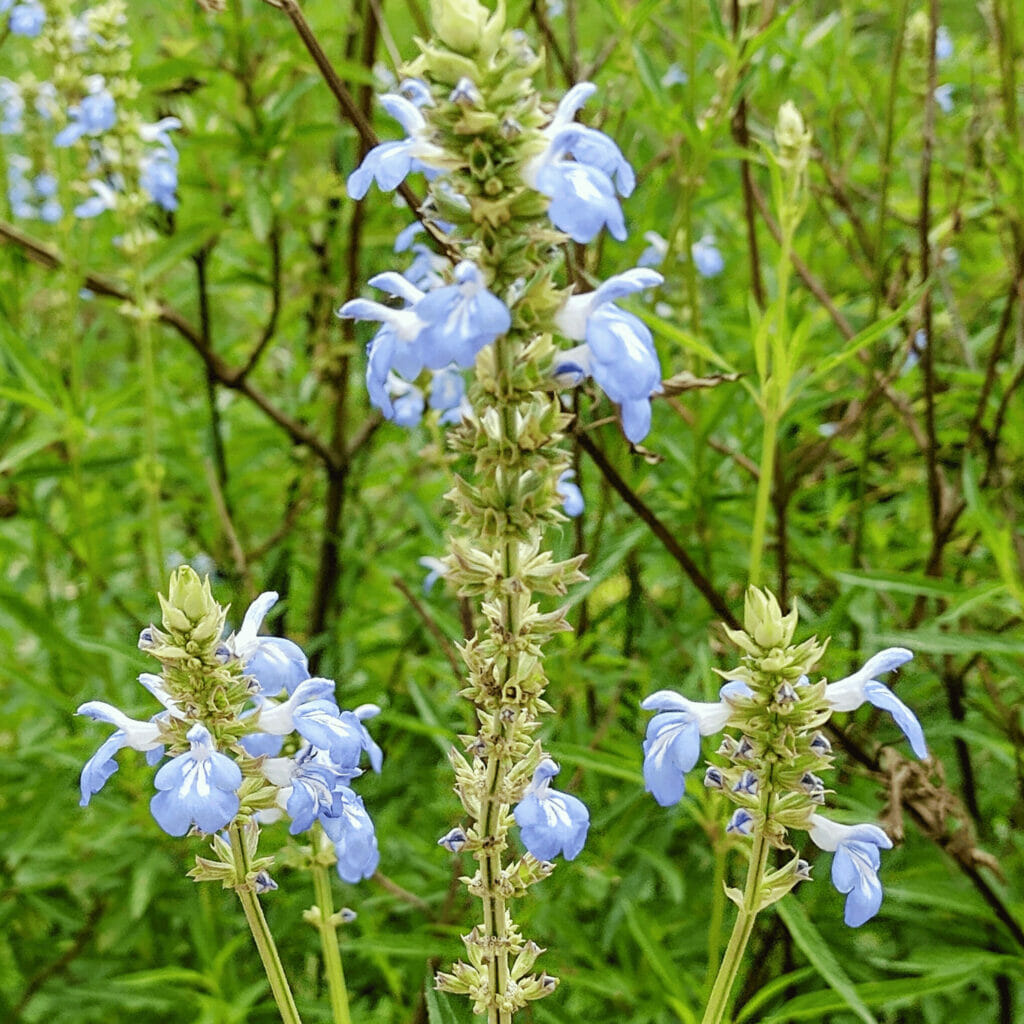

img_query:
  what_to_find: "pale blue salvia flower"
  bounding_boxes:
[54,76,117,146]
[139,117,181,211]
[339,273,434,416]
[260,745,361,835]
[438,826,468,852]
[73,179,118,219]
[419,555,448,593]
[726,808,754,835]
[7,0,45,36]
[637,230,668,268]
[399,77,435,108]
[556,470,584,517]
[292,700,384,773]
[429,366,467,423]
[541,83,635,196]
[936,25,953,61]
[823,647,927,758]
[150,724,243,836]
[661,63,689,87]
[449,77,482,107]
[253,677,337,735]
[529,137,626,243]
[0,78,24,135]
[513,759,590,861]
[902,329,927,375]
[553,268,664,443]
[692,234,724,277]
[391,375,426,426]
[229,591,311,696]
[322,787,380,883]
[77,699,165,805]
[415,260,512,367]
[934,84,953,114]
[640,689,735,805]
[808,814,893,927]
[346,93,445,199]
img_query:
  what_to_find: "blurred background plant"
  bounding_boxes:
[1,0,1023,1022]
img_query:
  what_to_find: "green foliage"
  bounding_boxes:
[2,0,1024,1022]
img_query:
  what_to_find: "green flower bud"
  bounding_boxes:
[429,0,489,54]
[775,101,812,172]
[743,586,797,650]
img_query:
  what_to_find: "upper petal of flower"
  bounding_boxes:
[77,701,163,750]
[824,647,913,711]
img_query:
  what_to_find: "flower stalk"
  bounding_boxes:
[230,823,305,1024]
[308,837,353,1024]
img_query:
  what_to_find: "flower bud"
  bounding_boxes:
[774,101,812,172]
[429,0,489,54]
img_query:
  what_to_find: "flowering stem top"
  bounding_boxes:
[338,0,663,1016]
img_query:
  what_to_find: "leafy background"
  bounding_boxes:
[2,0,1023,1022]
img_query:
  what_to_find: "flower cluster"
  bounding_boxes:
[339,28,664,443]
[78,568,382,885]
[1,0,180,227]
[642,588,926,927]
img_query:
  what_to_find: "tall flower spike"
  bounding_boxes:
[513,760,590,861]
[808,815,894,927]
[824,648,927,758]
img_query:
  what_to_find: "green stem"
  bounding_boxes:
[747,412,777,587]
[700,809,772,1024]
[310,851,353,1024]
[703,830,728,996]
[229,824,304,1024]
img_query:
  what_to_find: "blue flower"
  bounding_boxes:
[553,268,664,443]
[640,689,734,806]
[388,374,426,427]
[556,470,584,517]
[77,699,165,806]
[54,78,116,146]
[259,745,361,835]
[292,700,383,773]
[398,77,434,108]
[936,25,953,61]
[0,78,24,135]
[229,591,311,696]
[808,814,893,927]
[934,84,953,114]
[824,648,926,758]
[73,180,118,219]
[692,234,724,277]
[532,148,626,243]
[139,118,181,212]
[542,83,635,196]
[415,261,511,368]
[347,93,444,199]
[322,787,380,883]
[338,273,434,417]
[637,230,668,268]
[150,724,243,836]
[726,808,754,835]
[419,555,448,593]
[429,367,467,424]
[661,63,689,87]
[513,759,590,861]
[8,0,44,36]
[253,677,337,735]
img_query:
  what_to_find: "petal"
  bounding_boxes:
[379,92,426,134]
[620,398,652,444]
[79,730,127,806]
[551,81,597,130]
[832,842,885,927]
[593,268,663,307]
[642,713,700,805]
[236,592,279,651]
[863,680,928,758]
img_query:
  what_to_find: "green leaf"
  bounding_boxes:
[776,898,879,1024]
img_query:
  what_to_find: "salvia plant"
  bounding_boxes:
[53,0,952,1022]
